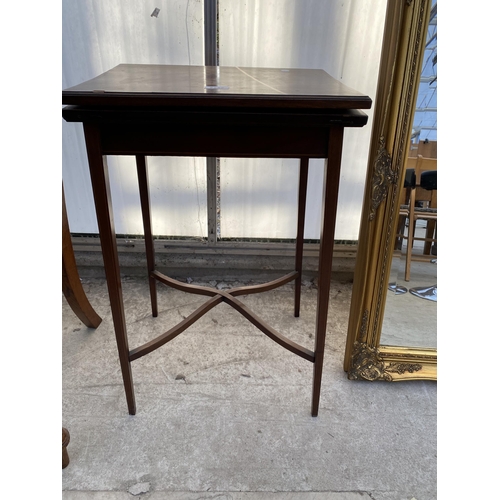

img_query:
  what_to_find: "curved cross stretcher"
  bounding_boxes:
[126,152,326,418]
[129,270,315,363]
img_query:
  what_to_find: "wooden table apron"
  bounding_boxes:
[62,104,367,417]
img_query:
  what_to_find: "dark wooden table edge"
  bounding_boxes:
[62,92,372,110]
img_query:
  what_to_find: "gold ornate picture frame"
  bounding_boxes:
[344,0,437,381]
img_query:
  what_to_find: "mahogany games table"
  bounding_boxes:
[62,64,371,416]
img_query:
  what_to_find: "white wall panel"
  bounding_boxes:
[219,0,386,240]
[106,156,208,237]
[220,158,299,239]
[220,158,325,240]
[62,0,206,236]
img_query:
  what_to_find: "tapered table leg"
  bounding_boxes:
[136,155,158,317]
[294,158,309,318]
[62,184,102,329]
[83,124,136,415]
[311,127,344,417]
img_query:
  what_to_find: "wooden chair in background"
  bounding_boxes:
[397,155,437,281]
[394,165,416,252]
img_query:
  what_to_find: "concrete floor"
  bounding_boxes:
[382,259,436,348]
[62,275,437,500]
[382,224,437,348]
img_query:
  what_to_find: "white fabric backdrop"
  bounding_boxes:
[62,0,207,236]
[219,0,386,239]
[62,0,387,240]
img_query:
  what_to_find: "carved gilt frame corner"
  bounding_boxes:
[343,0,437,381]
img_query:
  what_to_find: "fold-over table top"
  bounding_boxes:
[62,64,372,110]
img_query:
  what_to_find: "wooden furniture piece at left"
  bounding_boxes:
[63,186,101,471]
[62,184,102,329]
[62,64,371,417]
[62,427,70,469]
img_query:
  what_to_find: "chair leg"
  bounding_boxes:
[424,220,436,254]
[405,190,416,282]
[394,214,406,251]
[395,187,411,251]
[405,224,414,282]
